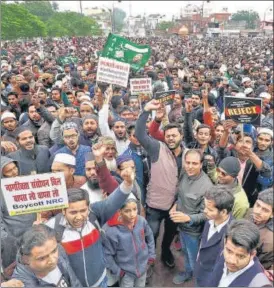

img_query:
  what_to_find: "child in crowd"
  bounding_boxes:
[103,198,155,287]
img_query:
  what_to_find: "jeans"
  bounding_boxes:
[179,231,200,274]
[99,275,108,288]
[146,206,177,254]
[120,272,147,287]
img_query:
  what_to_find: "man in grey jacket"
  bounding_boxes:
[12,224,82,287]
[170,149,213,284]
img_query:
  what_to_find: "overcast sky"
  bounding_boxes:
[57,1,273,21]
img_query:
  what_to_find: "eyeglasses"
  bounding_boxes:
[216,168,229,177]
[63,134,78,140]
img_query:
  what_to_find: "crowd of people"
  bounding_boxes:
[0,34,273,288]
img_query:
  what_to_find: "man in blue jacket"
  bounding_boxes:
[207,219,271,287]
[194,186,234,286]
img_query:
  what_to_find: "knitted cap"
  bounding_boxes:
[218,157,241,178]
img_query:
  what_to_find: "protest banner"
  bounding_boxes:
[130,78,152,95]
[97,57,130,88]
[154,90,176,106]
[224,96,262,126]
[101,33,151,71]
[1,172,68,216]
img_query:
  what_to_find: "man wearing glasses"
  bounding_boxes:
[208,156,250,219]
[50,122,90,176]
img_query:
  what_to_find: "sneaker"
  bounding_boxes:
[161,251,175,268]
[173,272,192,285]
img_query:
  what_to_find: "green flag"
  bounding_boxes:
[57,55,79,66]
[101,33,151,71]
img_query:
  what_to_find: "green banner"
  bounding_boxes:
[57,55,79,66]
[101,33,151,71]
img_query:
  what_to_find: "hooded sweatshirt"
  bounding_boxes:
[103,215,155,278]
[0,157,36,238]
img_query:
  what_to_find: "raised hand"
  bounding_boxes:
[120,166,135,187]
[1,141,18,153]
[155,105,166,122]
[185,98,193,113]
[144,99,161,112]
[92,143,106,162]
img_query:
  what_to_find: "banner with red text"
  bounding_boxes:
[130,78,152,95]
[1,172,68,216]
[97,57,130,88]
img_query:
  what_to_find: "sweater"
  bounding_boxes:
[103,215,155,278]
[135,111,179,210]
[46,183,132,287]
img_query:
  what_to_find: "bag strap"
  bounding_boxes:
[54,213,66,243]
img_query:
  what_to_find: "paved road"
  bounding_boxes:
[148,224,195,287]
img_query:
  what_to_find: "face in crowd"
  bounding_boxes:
[113,121,126,140]
[184,150,203,177]
[164,127,182,151]
[17,130,35,150]
[63,128,79,151]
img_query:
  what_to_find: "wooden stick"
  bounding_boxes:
[37,212,42,222]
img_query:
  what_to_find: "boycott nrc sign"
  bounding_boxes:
[1,172,68,216]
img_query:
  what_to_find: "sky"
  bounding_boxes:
[56,1,273,21]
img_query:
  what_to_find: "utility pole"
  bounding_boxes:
[79,0,83,15]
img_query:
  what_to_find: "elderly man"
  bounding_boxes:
[52,122,90,176]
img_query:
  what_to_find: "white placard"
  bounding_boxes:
[130,78,152,95]
[97,57,130,88]
[1,172,68,216]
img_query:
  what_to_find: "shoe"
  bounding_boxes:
[161,251,175,268]
[173,272,192,285]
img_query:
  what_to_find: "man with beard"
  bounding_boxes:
[207,156,250,219]
[96,136,118,172]
[7,127,50,175]
[245,188,273,271]
[168,91,184,123]
[255,128,273,191]
[135,99,183,269]
[22,102,55,144]
[99,86,130,155]
[81,152,105,204]
[1,112,18,145]
[52,122,90,176]
[79,114,100,147]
